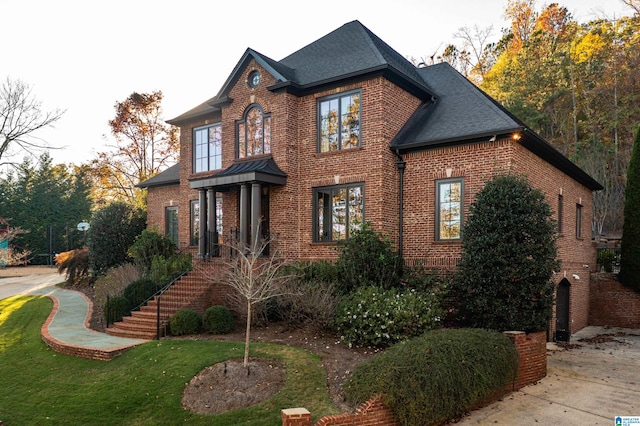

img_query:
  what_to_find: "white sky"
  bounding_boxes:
[2,0,632,167]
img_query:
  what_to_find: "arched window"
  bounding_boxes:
[236,105,271,158]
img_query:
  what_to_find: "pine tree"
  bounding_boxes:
[619,125,640,291]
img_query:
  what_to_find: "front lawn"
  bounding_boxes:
[0,295,337,425]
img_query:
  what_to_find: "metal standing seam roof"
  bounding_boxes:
[189,157,287,190]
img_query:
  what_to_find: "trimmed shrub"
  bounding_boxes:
[203,306,235,334]
[169,309,201,336]
[451,174,559,332]
[334,222,401,294]
[128,228,176,272]
[344,328,519,426]
[335,285,444,347]
[123,278,159,309]
[104,295,131,324]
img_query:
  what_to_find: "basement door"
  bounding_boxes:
[555,279,571,342]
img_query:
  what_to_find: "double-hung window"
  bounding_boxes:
[237,105,271,158]
[436,178,463,240]
[318,90,361,152]
[194,123,222,173]
[313,183,364,242]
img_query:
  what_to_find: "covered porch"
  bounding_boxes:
[190,157,287,258]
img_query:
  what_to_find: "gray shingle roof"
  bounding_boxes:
[391,63,523,149]
[168,20,435,125]
[391,63,602,190]
[137,163,180,188]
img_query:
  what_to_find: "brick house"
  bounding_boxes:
[139,20,602,341]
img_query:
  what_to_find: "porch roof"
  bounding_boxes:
[190,157,287,190]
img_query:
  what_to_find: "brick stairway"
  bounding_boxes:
[105,260,225,340]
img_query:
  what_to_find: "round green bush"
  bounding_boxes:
[169,309,201,336]
[203,305,235,334]
[123,278,159,309]
[104,295,131,324]
[335,285,444,347]
[344,328,519,426]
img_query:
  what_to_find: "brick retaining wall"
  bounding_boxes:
[282,330,547,426]
[589,273,640,328]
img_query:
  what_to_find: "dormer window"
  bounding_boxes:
[318,90,361,152]
[237,105,271,158]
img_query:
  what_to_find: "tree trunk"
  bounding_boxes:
[244,300,251,368]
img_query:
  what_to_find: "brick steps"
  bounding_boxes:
[105,262,223,339]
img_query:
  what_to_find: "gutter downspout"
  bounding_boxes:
[394,149,406,261]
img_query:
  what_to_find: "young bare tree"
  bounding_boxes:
[221,235,298,368]
[0,77,65,168]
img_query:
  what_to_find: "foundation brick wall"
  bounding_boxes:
[589,273,640,328]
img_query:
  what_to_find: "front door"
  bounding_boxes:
[555,279,571,342]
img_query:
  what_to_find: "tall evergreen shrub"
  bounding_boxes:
[87,202,146,276]
[451,174,559,332]
[620,125,640,291]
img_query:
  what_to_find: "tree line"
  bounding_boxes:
[430,0,639,236]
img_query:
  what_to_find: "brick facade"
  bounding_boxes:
[146,24,599,342]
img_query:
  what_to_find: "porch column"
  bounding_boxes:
[207,188,217,257]
[251,182,262,251]
[239,184,249,247]
[198,189,207,258]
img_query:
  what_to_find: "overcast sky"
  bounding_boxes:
[2,0,632,167]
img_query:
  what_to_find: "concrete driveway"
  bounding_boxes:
[456,326,640,425]
[0,269,64,299]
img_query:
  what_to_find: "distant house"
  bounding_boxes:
[139,20,602,341]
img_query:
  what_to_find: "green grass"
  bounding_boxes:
[0,296,338,425]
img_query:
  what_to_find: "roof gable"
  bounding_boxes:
[168,20,436,124]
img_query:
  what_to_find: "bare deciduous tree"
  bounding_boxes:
[0,77,64,168]
[221,235,298,368]
[0,224,31,267]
